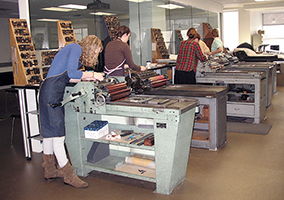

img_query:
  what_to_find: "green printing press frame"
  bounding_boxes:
[63,81,199,195]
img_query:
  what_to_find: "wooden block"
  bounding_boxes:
[202,105,210,118]
[144,135,154,146]
[167,69,172,80]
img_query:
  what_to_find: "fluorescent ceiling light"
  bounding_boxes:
[157,4,184,10]
[90,12,115,16]
[59,4,87,10]
[125,0,152,2]
[37,18,60,22]
[41,7,74,12]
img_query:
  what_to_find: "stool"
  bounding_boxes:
[5,88,19,112]
[10,114,21,145]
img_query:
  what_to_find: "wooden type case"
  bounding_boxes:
[175,29,183,52]
[151,28,169,63]
[40,50,58,79]
[202,23,214,50]
[176,29,183,42]
[57,21,76,48]
[9,18,43,85]
[102,16,120,41]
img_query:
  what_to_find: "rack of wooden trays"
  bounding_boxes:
[37,50,58,79]
[202,23,214,50]
[57,21,76,48]
[176,29,183,42]
[9,18,43,85]
[102,16,120,41]
[175,29,183,52]
[151,28,169,63]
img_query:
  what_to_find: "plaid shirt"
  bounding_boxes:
[176,38,206,72]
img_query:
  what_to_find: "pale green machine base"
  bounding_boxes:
[64,82,198,195]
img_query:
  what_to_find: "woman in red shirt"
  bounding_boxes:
[175,28,207,84]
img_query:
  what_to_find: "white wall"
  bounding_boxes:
[223,11,239,51]
[250,11,262,36]
[238,7,251,44]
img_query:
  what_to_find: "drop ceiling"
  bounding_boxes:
[1,0,284,20]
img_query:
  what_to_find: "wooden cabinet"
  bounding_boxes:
[8,18,43,85]
[176,29,183,42]
[35,49,58,79]
[175,29,183,52]
[202,23,213,50]
[102,16,120,41]
[151,28,169,63]
[57,21,76,48]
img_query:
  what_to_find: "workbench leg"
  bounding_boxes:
[154,109,195,195]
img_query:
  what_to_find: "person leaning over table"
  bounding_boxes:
[104,25,146,77]
[195,33,210,55]
[194,33,210,76]
[208,28,223,56]
[39,35,104,188]
[174,28,207,84]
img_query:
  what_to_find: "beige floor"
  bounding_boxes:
[0,86,283,200]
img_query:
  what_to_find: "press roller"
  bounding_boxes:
[125,70,168,93]
[61,77,130,111]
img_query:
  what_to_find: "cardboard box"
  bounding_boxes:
[84,120,109,139]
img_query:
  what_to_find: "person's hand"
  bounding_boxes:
[93,72,104,81]
[124,64,129,69]
[81,72,104,81]
[69,78,81,83]
[140,66,146,71]
[81,77,96,81]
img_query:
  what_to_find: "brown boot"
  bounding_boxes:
[42,154,64,180]
[61,161,88,188]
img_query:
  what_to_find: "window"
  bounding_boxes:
[262,13,284,52]
[74,28,88,42]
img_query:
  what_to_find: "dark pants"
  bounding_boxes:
[174,70,196,84]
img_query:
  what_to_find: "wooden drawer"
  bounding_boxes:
[227,103,255,116]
